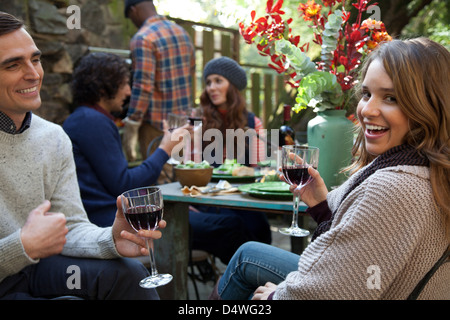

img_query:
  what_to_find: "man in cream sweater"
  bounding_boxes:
[0,11,162,300]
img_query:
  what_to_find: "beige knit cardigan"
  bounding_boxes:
[274,165,449,299]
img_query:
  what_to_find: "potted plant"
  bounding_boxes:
[239,0,392,189]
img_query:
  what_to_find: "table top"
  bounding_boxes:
[157,182,308,214]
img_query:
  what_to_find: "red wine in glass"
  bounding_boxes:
[121,187,172,288]
[282,165,314,187]
[124,205,162,232]
[280,145,319,237]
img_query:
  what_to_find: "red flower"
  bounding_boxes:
[352,0,373,11]
[266,0,285,15]
[361,18,386,32]
[298,0,322,22]
[239,0,392,110]
[322,0,343,7]
[368,31,392,49]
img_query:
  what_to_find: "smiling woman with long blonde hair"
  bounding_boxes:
[351,38,450,239]
[210,38,449,300]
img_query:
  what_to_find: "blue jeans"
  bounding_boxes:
[218,241,300,299]
[190,207,272,264]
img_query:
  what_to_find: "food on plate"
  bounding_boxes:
[232,166,255,177]
[259,169,279,182]
[176,160,211,169]
[213,159,255,176]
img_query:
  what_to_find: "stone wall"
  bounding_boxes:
[0,0,135,124]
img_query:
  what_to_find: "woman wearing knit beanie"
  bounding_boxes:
[188,57,272,265]
[200,56,266,167]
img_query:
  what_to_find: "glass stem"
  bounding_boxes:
[291,193,299,229]
[146,238,159,277]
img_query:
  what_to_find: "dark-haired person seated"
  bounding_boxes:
[63,52,191,227]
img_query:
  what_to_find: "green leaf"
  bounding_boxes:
[274,39,316,78]
[320,10,344,69]
[293,71,344,112]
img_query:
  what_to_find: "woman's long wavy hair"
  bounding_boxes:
[200,83,249,149]
[351,38,450,239]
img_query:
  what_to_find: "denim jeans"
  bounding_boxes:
[190,207,272,264]
[218,241,300,299]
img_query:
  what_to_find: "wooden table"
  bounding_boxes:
[153,182,308,300]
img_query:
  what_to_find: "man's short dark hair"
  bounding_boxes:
[0,11,24,37]
[124,0,152,17]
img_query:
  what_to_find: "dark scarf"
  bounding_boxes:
[312,144,430,241]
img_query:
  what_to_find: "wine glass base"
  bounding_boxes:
[279,227,310,237]
[139,273,173,289]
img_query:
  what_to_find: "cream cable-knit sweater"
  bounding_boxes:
[0,115,120,283]
[274,164,449,299]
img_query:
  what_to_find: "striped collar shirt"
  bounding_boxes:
[128,15,195,130]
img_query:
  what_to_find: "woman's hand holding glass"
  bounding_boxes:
[280,166,328,209]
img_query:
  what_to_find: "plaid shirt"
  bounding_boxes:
[128,15,195,130]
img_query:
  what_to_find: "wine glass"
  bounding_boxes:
[167,113,188,132]
[121,187,173,288]
[280,145,319,237]
[187,107,203,126]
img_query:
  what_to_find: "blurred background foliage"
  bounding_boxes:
[402,0,449,49]
[154,0,449,62]
[153,0,448,133]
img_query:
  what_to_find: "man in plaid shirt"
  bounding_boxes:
[124,0,195,167]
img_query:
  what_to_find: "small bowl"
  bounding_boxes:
[174,167,213,187]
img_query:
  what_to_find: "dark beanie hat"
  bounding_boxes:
[124,0,151,17]
[203,56,247,90]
